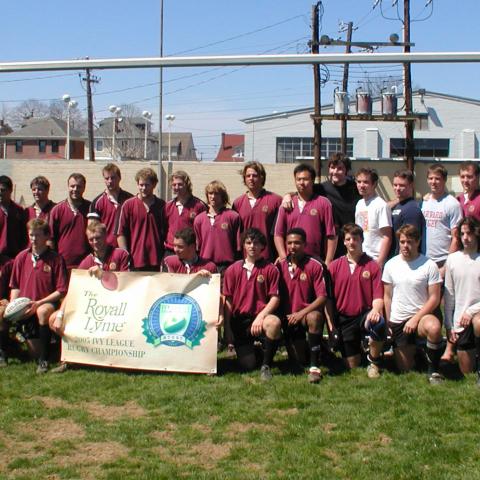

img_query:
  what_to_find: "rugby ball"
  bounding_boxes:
[4,297,31,323]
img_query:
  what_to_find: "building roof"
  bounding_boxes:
[240,90,480,124]
[214,133,244,162]
[2,117,84,139]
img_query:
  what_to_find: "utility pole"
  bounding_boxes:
[81,64,99,162]
[403,0,414,173]
[312,2,322,182]
[340,21,353,154]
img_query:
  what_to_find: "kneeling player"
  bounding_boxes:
[444,217,480,382]
[223,228,281,380]
[383,224,444,384]
[9,218,67,373]
[277,228,327,383]
[329,224,385,378]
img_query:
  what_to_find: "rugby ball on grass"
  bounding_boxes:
[4,297,31,323]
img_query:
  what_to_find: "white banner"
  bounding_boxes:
[61,270,220,374]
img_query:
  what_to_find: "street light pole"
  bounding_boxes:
[108,105,122,161]
[165,114,175,162]
[142,110,152,159]
[62,94,77,161]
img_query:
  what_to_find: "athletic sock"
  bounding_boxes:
[426,340,443,374]
[39,325,51,362]
[367,352,382,365]
[308,332,322,368]
[262,338,279,367]
[0,328,8,354]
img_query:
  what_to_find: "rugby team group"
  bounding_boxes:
[0,154,479,385]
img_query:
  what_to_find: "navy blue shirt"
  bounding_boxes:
[391,197,425,255]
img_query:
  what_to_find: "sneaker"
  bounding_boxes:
[36,360,49,374]
[50,362,68,374]
[307,366,322,384]
[428,372,444,385]
[0,351,7,368]
[260,364,272,382]
[225,344,237,359]
[367,363,381,379]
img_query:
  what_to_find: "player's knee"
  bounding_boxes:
[366,316,386,342]
[305,311,322,331]
[263,315,281,336]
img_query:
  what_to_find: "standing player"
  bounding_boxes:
[457,161,480,221]
[277,228,328,383]
[88,164,133,247]
[329,224,386,377]
[383,224,444,384]
[0,255,14,366]
[10,219,67,373]
[223,228,282,380]
[26,176,56,222]
[193,180,241,274]
[162,227,217,275]
[388,169,424,255]
[355,168,392,269]
[164,171,206,256]
[117,168,167,271]
[0,175,28,259]
[274,163,337,265]
[233,161,281,261]
[444,217,480,379]
[49,173,91,271]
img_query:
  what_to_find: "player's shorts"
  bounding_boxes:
[231,315,257,347]
[456,325,475,352]
[337,312,368,358]
[389,320,417,348]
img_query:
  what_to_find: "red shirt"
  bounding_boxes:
[274,194,335,259]
[117,195,166,269]
[193,208,241,265]
[223,259,279,318]
[49,199,91,269]
[457,190,480,222]
[78,246,130,272]
[26,200,56,223]
[329,254,383,317]
[88,189,133,247]
[0,255,13,299]
[233,189,282,260]
[165,196,206,250]
[0,201,28,259]
[277,255,326,315]
[162,255,217,274]
[10,247,68,300]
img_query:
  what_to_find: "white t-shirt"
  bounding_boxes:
[421,194,462,263]
[382,254,442,323]
[355,195,392,260]
[444,250,480,332]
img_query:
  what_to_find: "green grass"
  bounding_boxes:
[1,356,480,480]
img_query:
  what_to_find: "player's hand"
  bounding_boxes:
[281,193,294,211]
[250,316,264,336]
[366,310,381,324]
[88,266,103,279]
[287,312,303,325]
[25,301,39,317]
[459,312,473,327]
[446,329,458,344]
[403,317,419,334]
[216,314,224,327]
[196,269,212,278]
[52,315,64,335]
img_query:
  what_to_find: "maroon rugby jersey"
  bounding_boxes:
[0,201,28,259]
[458,190,480,222]
[78,246,130,272]
[162,255,217,274]
[26,200,56,223]
[0,255,13,299]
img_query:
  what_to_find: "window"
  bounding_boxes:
[96,140,103,151]
[51,140,59,153]
[390,138,450,158]
[276,137,353,163]
[39,140,47,153]
[15,140,22,153]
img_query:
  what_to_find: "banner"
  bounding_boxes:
[61,270,220,374]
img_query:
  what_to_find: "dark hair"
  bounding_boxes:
[27,218,50,236]
[355,167,379,184]
[427,163,448,180]
[293,163,316,181]
[456,217,480,251]
[135,167,158,185]
[397,224,421,242]
[174,227,196,246]
[30,176,50,191]
[0,175,13,191]
[286,227,307,243]
[68,173,86,185]
[328,152,351,172]
[342,223,364,241]
[241,227,267,247]
[102,163,122,179]
[241,161,266,187]
[459,161,480,177]
[393,169,414,184]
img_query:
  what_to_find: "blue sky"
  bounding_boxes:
[1,0,478,160]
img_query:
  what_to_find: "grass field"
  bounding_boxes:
[1,353,480,480]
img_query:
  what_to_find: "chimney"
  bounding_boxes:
[221,133,226,149]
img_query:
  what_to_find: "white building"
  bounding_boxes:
[241,90,480,164]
